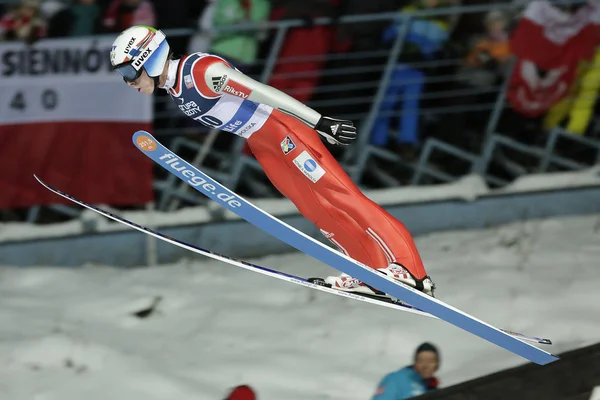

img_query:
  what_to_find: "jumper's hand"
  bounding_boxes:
[315,116,357,145]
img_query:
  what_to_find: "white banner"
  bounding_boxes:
[0,36,152,124]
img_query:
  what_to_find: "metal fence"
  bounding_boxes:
[6,0,600,223]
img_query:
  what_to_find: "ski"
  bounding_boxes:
[34,174,551,347]
[37,129,559,365]
[32,176,436,321]
[129,131,557,365]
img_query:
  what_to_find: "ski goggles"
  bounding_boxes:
[114,62,144,83]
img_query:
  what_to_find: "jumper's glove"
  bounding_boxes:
[314,116,357,145]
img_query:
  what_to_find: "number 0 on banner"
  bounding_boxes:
[10,90,58,111]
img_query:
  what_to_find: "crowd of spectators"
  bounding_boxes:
[0,0,207,42]
[1,0,599,186]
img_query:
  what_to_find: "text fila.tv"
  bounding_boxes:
[158,153,242,209]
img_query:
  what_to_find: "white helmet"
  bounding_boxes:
[110,25,170,85]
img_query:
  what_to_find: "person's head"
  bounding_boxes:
[18,0,40,18]
[485,10,508,36]
[110,25,171,95]
[413,342,439,379]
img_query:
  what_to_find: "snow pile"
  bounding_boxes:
[1,214,599,399]
[495,165,600,194]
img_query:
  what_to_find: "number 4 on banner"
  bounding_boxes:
[9,89,58,111]
[10,91,25,110]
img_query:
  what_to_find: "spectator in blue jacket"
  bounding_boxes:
[370,0,450,159]
[372,342,440,400]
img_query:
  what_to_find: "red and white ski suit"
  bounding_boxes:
[164,52,427,279]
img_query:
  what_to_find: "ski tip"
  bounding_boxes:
[500,329,553,346]
[132,131,158,153]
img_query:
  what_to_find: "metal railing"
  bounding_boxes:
[153,3,522,204]
[3,0,599,225]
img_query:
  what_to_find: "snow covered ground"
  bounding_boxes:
[1,214,599,400]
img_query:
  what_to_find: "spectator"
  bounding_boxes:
[267,0,340,103]
[372,342,440,400]
[48,0,102,38]
[314,0,399,121]
[207,0,270,72]
[492,0,600,158]
[445,10,512,153]
[394,0,450,59]
[188,0,214,54]
[223,384,257,400]
[337,0,402,53]
[371,0,450,158]
[157,0,207,55]
[506,0,599,120]
[103,0,155,33]
[543,49,600,136]
[0,0,46,43]
[154,0,205,29]
[462,10,511,87]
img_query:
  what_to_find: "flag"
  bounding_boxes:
[0,36,153,209]
[507,0,600,117]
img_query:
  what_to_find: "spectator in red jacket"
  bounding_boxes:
[103,0,155,33]
[0,0,46,43]
[267,0,341,104]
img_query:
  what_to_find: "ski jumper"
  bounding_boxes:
[165,52,427,279]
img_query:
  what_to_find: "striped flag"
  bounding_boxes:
[0,36,153,209]
[507,0,600,117]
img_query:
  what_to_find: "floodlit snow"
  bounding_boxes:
[1,214,599,400]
